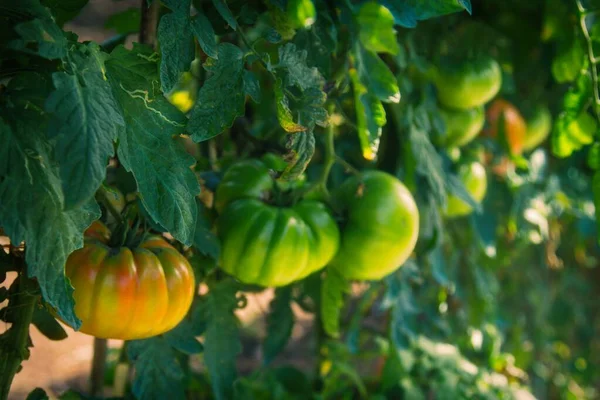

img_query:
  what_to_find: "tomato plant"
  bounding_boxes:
[1,0,600,400]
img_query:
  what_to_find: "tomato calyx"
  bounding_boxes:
[104,216,152,250]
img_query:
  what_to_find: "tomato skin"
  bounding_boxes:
[435,56,502,110]
[445,162,488,218]
[485,99,527,155]
[218,199,339,286]
[216,160,340,287]
[523,105,552,151]
[214,159,273,214]
[64,222,195,340]
[439,105,485,148]
[330,171,419,281]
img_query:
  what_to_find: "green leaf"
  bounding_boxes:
[187,43,246,142]
[271,43,328,154]
[9,17,67,59]
[212,0,238,30]
[32,306,68,340]
[552,33,585,83]
[128,337,186,400]
[382,0,471,28]
[263,287,294,364]
[588,142,600,170]
[243,70,261,103]
[191,12,218,59]
[162,0,188,12]
[158,10,195,93]
[104,8,141,34]
[447,173,481,213]
[164,319,203,354]
[40,0,88,26]
[552,111,597,158]
[407,107,448,205]
[275,78,306,133]
[321,268,349,338]
[46,42,124,209]
[276,43,325,92]
[26,388,49,400]
[356,2,400,55]
[105,44,200,246]
[592,171,600,241]
[280,130,315,181]
[356,44,400,103]
[563,71,592,114]
[292,6,337,76]
[193,199,220,259]
[0,80,100,328]
[350,68,386,161]
[202,279,242,400]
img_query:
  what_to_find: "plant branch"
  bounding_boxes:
[575,0,600,121]
[97,186,124,224]
[139,0,160,47]
[316,104,338,197]
[90,338,108,397]
[334,156,360,176]
[0,271,39,399]
[299,105,338,202]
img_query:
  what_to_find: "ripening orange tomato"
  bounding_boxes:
[485,99,527,155]
[64,221,195,340]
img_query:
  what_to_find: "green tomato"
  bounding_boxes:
[214,159,273,214]
[445,162,488,218]
[329,171,419,281]
[216,160,340,287]
[434,56,502,110]
[523,106,552,151]
[439,105,485,148]
[287,0,316,29]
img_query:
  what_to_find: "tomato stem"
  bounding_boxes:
[334,155,360,176]
[97,185,125,225]
[301,104,338,202]
[139,0,159,47]
[575,0,600,121]
[0,268,39,399]
[90,338,108,397]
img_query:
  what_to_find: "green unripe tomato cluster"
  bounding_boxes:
[215,160,421,284]
[434,55,502,149]
[435,56,502,110]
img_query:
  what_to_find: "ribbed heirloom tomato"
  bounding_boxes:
[64,221,195,340]
[445,162,488,218]
[434,55,502,110]
[216,160,340,287]
[329,171,419,281]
